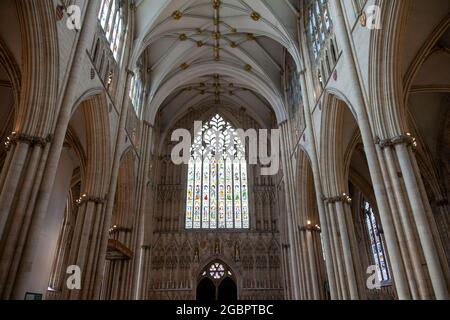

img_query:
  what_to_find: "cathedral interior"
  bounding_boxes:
[0,0,449,301]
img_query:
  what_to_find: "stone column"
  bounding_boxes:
[334,197,360,299]
[0,135,51,299]
[4,0,102,300]
[279,122,302,299]
[134,122,154,299]
[296,15,339,299]
[328,0,412,299]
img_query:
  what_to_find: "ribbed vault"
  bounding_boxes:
[131,0,302,125]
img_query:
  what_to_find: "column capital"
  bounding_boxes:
[375,133,417,149]
[322,193,352,205]
[108,225,132,234]
[298,224,321,233]
[75,194,107,206]
[143,120,154,129]
[4,131,52,150]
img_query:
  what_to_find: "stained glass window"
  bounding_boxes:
[97,0,125,61]
[185,114,249,230]
[201,262,232,281]
[363,200,390,283]
[209,263,225,280]
[307,0,333,60]
[129,72,143,115]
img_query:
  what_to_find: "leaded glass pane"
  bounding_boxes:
[185,114,249,230]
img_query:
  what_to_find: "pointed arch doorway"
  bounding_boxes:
[196,261,237,302]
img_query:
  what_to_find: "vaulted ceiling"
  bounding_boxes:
[131,0,301,129]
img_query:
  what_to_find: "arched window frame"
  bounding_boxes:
[129,70,144,116]
[185,115,250,230]
[363,199,391,284]
[98,0,127,62]
[305,0,338,91]
[306,0,332,60]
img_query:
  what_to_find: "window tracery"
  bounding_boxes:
[98,0,126,61]
[185,114,249,230]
